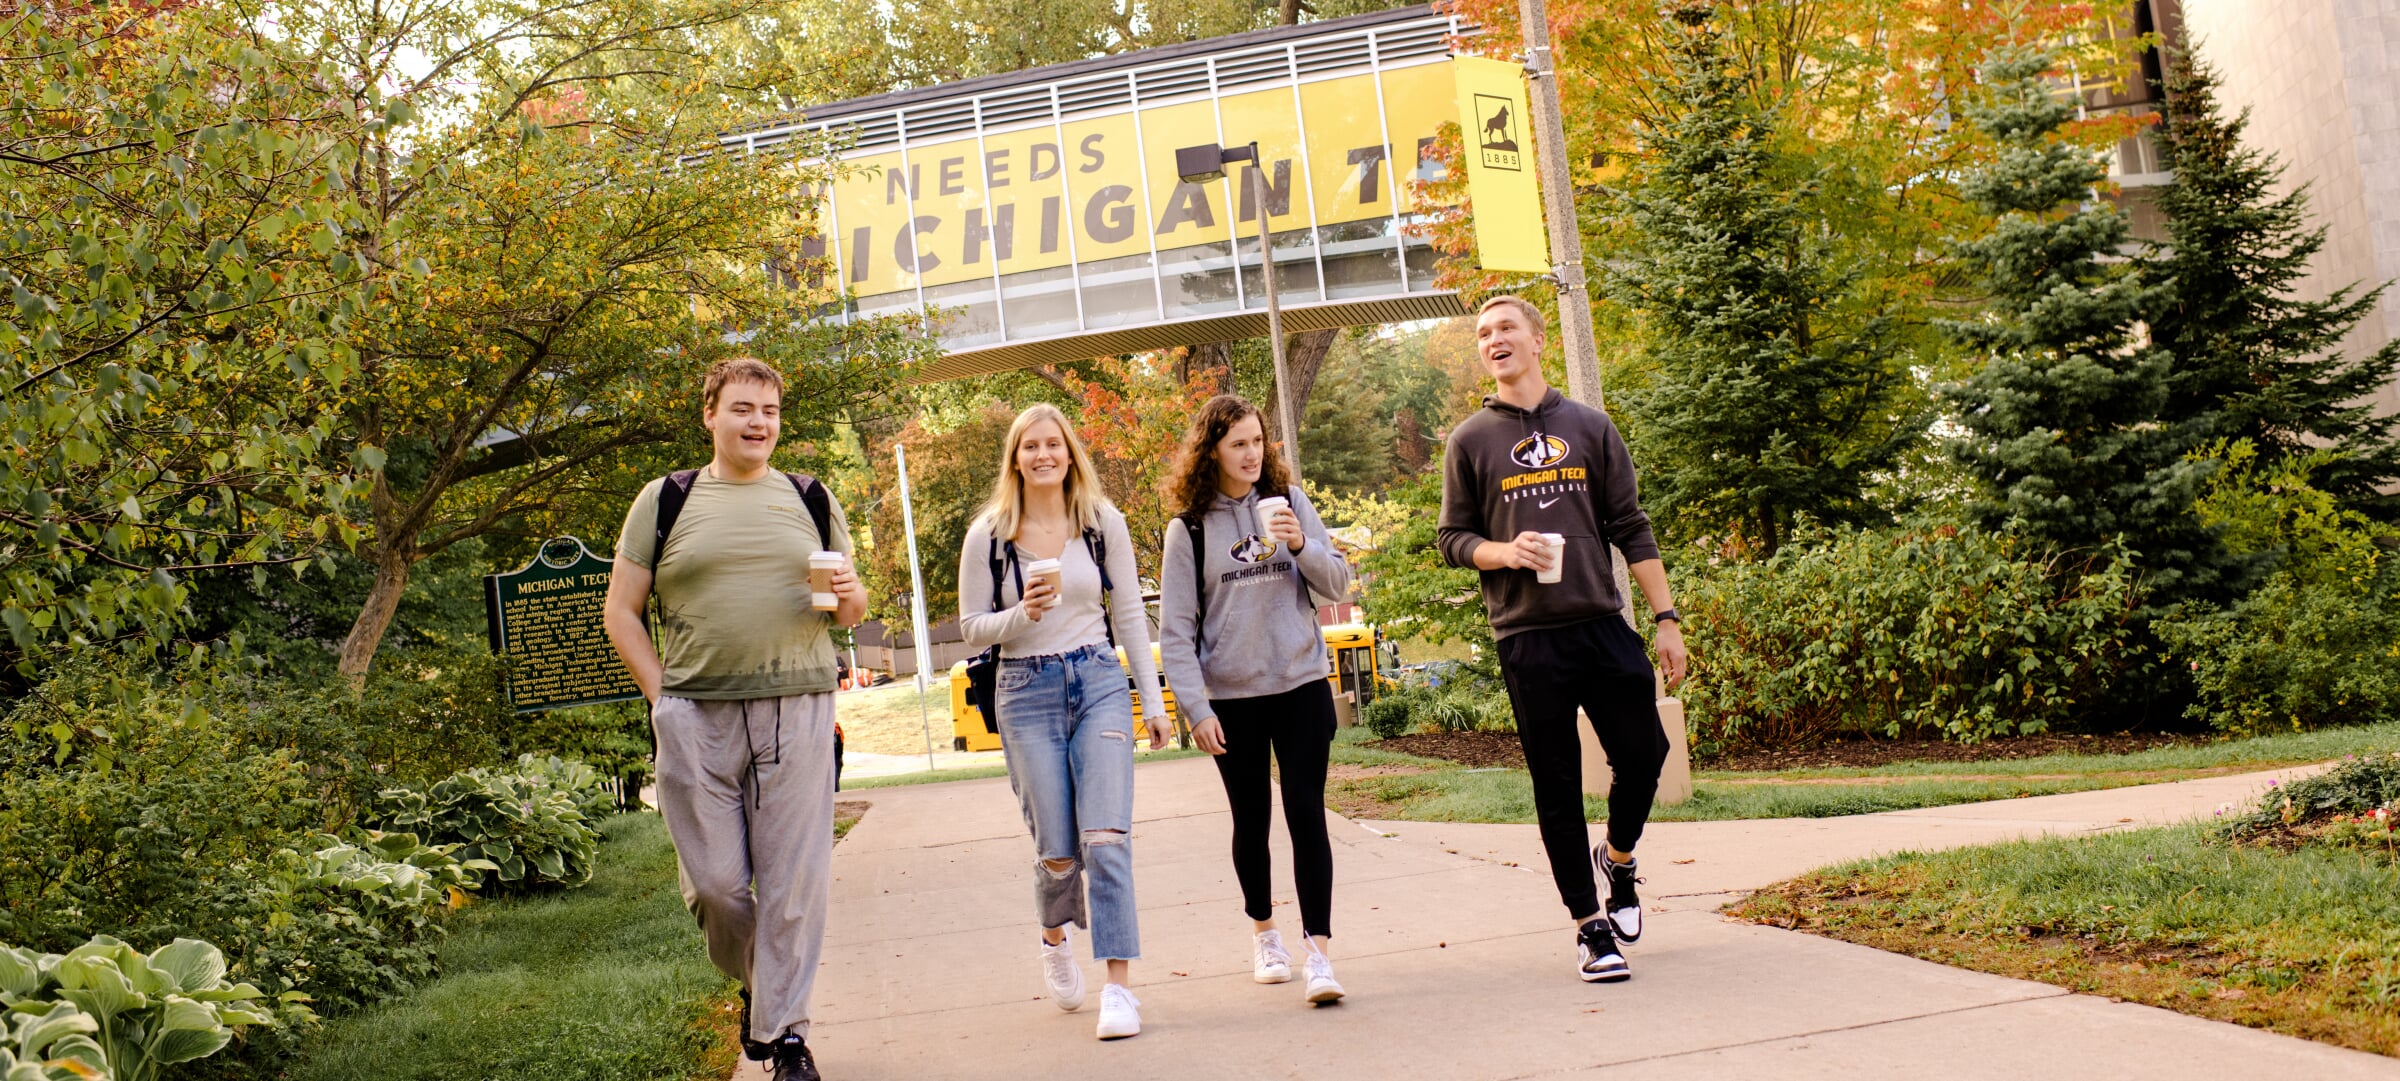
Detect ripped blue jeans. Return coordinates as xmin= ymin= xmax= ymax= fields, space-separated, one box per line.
xmin=995 ymin=642 xmax=1140 ymax=960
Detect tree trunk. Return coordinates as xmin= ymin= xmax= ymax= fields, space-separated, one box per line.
xmin=1178 ymin=342 xmax=1233 ymax=391
xmin=337 ymin=546 xmax=415 ymax=681
xmin=1264 ymin=328 xmax=1340 ymax=448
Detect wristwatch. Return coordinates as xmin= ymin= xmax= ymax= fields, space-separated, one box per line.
xmin=1651 ymin=608 xmax=1681 ymax=625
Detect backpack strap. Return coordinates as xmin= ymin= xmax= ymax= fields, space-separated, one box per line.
xmin=1083 ymin=524 xmax=1117 ymax=652
xmin=652 ymin=470 xmax=837 ymax=566
xmin=1179 ymin=514 xmax=1208 ymax=645
xmin=987 ymin=535 xmax=1020 ymax=611
xmin=651 ymin=469 xmax=703 ymax=567
xmin=787 ymin=473 xmax=836 ymax=552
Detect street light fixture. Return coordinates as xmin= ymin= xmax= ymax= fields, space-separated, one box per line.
xmin=1177 ymin=140 xmax=1300 ymax=481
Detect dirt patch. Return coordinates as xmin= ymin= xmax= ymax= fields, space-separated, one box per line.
xmin=1324 ymin=762 xmax=1435 ymax=821
xmin=834 ymin=799 xmax=871 ymax=841
xmin=1375 ymin=731 xmax=1524 ymax=769
xmin=1696 ymin=731 xmax=2203 ymax=772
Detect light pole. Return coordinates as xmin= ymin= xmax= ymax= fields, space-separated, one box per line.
xmin=1176 ymin=140 xmax=1301 ymax=481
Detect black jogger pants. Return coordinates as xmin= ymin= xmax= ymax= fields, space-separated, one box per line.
xmin=1496 ymin=616 xmax=1668 ymax=921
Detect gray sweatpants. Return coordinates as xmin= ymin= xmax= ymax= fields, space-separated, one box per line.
xmin=651 ymin=692 xmax=835 ymax=1044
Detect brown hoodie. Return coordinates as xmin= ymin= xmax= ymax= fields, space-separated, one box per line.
xmin=1437 ymin=388 xmax=1659 ymax=639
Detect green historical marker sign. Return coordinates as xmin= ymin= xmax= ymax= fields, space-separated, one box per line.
xmin=484 ymin=537 xmax=643 ymax=713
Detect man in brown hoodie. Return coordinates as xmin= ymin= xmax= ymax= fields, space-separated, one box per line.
xmin=1437 ymin=295 xmax=1689 ymax=983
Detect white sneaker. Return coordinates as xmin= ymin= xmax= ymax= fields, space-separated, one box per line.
xmin=1252 ymin=929 xmax=1293 ymax=984
xmin=1303 ymin=948 xmax=1345 ymax=1004
xmin=1040 ymin=928 xmax=1085 ymax=1011
xmin=1095 ymin=983 xmax=1142 ymax=1039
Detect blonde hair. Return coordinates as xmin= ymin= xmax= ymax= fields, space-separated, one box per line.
xmin=977 ymin=403 xmax=1110 ymax=541
xmin=1477 ymin=294 xmax=1547 ymax=335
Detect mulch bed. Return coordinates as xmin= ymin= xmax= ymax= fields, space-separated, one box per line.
xmin=1696 ymin=731 xmax=2204 ymax=772
xmin=1375 ymin=731 xmax=1525 ymax=769
xmin=1371 ymin=729 xmax=2203 ymax=772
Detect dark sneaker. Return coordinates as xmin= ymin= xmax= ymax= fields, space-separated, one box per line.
xmin=1576 ymin=919 xmax=1630 ymax=983
xmin=738 ymin=989 xmax=769 ymax=1062
xmin=1596 ymin=849 xmax=1644 ymax=943
xmin=769 ymin=1035 xmax=821 ymax=1081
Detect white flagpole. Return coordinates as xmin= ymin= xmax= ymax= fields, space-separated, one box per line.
xmin=895 ymin=443 xmax=939 ymax=773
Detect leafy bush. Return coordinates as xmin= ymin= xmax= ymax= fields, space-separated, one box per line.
xmin=2155 ymin=444 xmax=2400 ymax=735
xmin=0 ymin=936 xmax=298 ymax=1081
xmin=0 ymin=650 xmax=531 ymax=1029
xmin=223 ymin=834 xmax=496 ymax=1018
xmin=376 ymin=768 xmax=602 ymax=891
xmin=1335 ymin=473 xmax=1498 ymax=666
xmin=1672 ymin=524 xmax=2140 ymax=753
xmin=2155 ymin=569 xmax=2400 ymax=735
xmin=1363 ymin=693 xmax=1417 ymax=739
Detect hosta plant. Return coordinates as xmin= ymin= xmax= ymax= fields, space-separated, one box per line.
xmin=376 ymin=769 xmax=601 ymax=890
xmin=0 ymin=937 xmax=294 ymax=1081
xmin=2 ymin=1000 xmax=110 ymax=1080
xmin=508 ymin=755 xmax=618 ymax=820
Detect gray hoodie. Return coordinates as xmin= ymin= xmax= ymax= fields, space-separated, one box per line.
xmin=1158 ymin=485 xmax=1354 ymax=724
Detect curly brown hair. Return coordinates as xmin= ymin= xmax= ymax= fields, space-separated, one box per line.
xmin=1164 ymin=394 xmax=1291 ymax=520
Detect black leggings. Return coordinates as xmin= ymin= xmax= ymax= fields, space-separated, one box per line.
xmin=1497 ymin=616 xmax=1668 ymax=921
xmin=1208 ymin=679 xmax=1337 ymax=940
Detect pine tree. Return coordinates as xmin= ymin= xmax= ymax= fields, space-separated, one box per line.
xmin=2145 ymin=49 xmax=2400 ymax=515
xmin=1608 ymin=3 xmax=1921 ymax=557
xmin=1940 ymin=49 xmax=2221 ymax=602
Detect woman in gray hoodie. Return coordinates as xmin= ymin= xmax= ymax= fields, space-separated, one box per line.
xmin=1158 ymin=394 xmax=1355 ymax=1006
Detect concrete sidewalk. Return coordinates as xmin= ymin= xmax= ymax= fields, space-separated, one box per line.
xmin=748 ymin=758 xmax=2396 ymax=1080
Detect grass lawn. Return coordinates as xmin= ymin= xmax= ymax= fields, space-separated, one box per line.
xmin=1326 ymin=723 xmax=2400 ymax=824
xmin=836 ymin=680 xmax=955 ymax=755
xmin=285 ymin=812 xmax=733 ymax=1081
xmin=1730 ymin=825 xmax=2400 ymax=1057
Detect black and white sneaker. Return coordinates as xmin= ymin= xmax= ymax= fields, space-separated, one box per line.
xmin=1595 ymin=848 xmax=1644 ymax=944
xmin=768 ymin=1035 xmax=822 ymax=1081
xmin=738 ymin=989 xmax=770 ymax=1062
xmin=1576 ymin=919 xmax=1630 ymax=983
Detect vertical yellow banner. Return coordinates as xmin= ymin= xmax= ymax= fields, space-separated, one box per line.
xmin=1452 ymin=56 xmax=1549 ymax=274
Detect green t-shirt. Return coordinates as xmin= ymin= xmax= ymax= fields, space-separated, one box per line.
xmin=615 ymin=470 xmax=854 ymax=700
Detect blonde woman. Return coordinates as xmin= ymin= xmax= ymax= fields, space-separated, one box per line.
xmin=958 ymin=404 xmax=1168 ymax=1040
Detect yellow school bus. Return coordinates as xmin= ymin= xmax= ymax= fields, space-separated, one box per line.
xmin=948 ymin=623 xmax=1380 ymax=752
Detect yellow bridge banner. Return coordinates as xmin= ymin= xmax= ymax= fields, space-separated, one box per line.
xmin=1451 ymin=55 xmax=1549 ymax=275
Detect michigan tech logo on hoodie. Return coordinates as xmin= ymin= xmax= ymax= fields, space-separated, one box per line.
xmin=1510 ymin=432 xmax=1570 ymax=469
xmin=1229 ymin=535 xmax=1279 ymax=564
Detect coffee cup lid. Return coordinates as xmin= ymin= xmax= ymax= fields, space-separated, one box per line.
xmin=1540 ymin=533 xmax=1564 ymax=543
xmin=1026 ymin=557 xmax=1062 ymax=570
xmin=809 ymin=551 xmax=845 ymax=564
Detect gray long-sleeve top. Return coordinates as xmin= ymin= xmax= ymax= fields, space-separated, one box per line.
xmin=1157 ymin=484 xmax=1354 ymax=725
xmin=958 ymin=502 xmax=1164 ymax=720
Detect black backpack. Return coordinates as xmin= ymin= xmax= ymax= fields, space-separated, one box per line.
xmin=650 ymin=469 xmax=835 ymax=564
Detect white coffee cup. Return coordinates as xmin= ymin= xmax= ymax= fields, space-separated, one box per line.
xmin=808 ymin=551 xmax=845 ymax=611
xmin=1025 ymin=557 xmax=1064 ymax=608
xmin=1537 ymin=533 xmax=1566 ymax=584
xmin=1257 ymin=495 xmax=1292 ymax=530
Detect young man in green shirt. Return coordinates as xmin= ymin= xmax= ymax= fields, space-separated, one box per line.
xmin=604 ymin=358 xmax=866 ymax=1081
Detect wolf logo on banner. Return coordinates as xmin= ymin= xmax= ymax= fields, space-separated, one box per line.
xmin=1474 ymin=94 xmax=1522 ymax=170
